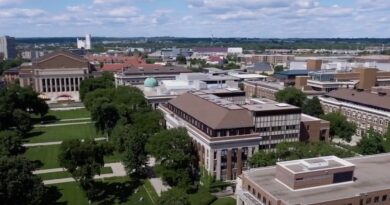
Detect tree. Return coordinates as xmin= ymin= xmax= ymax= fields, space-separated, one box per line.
xmin=0 ymin=131 xmax=25 ymax=156
xmin=321 ymin=112 xmax=356 ymax=142
xmin=147 ymin=128 xmax=197 ymax=187
xmin=91 ymin=102 xmax=119 ymax=138
xmin=0 ymin=156 xmax=46 ymax=205
xmin=176 ymin=55 xmax=187 ymax=64
xmin=123 ymin=127 xmax=148 ymax=175
xmin=358 ymin=128 xmax=385 ymax=155
xmin=12 ymin=109 xmax=32 ymax=135
xmin=273 ymin=65 xmax=284 ymax=73
xmin=79 ymin=72 xmax=114 ymax=101
xmin=383 ymin=125 xmax=390 ymax=152
xmin=302 ymin=97 xmax=324 ymax=117
xmin=158 ymin=188 xmax=190 ymax=205
xmin=275 ymin=87 xmax=306 ymax=107
xmin=58 ymin=139 xmax=113 ymax=198
xmin=248 ymin=151 xmax=276 ymax=167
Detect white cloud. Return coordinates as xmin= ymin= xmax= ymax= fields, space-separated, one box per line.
xmin=0 ymin=8 xmax=45 ymax=18
xmin=107 ymin=7 xmax=138 ymax=17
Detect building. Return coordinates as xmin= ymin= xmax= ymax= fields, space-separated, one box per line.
xmin=136 ymin=73 xmax=241 ymax=109
xmin=245 ymin=62 xmax=273 ymax=75
xmin=114 ymin=66 xmax=191 ymax=86
xmin=300 ymin=114 xmax=330 ymax=142
xmin=159 ymin=92 xmax=330 ymax=180
xmin=306 ymin=59 xmax=322 ymax=71
xmin=0 ymin=36 xmax=16 ymax=60
xmin=243 ymin=80 xmax=284 ymax=100
xmin=237 ymin=154 xmax=390 ymax=205
xmin=240 ymin=55 xmax=295 ymax=66
xmin=21 ymin=50 xmax=50 ymax=60
xmin=319 ymin=89 xmax=390 ymax=135
xmin=77 ymin=34 xmax=92 ymax=50
xmin=3 ymin=67 xmax=19 ymax=85
xmin=298 ymin=68 xmax=390 ymax=93
xmin=273 ymin=70 xmax=309 ymax=85
xmin=18 ymin=50 xmax=93 ymax=102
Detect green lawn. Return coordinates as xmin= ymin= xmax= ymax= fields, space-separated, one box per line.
xmin=143 ymin=180 xmax=159 ymax=204
xmin=104 ymin=151 xmax=122 ymax=163
xmin=26 ymin=123 xmax=100 ymax=143
xmin=38 ymin=171 xmax=72 ymax=180
xmin=48 ymin=177 xmax=155 ymax=205
xmin=211 ymin=197 xmax=236 ymax=205
xmin=188 ymin=187 xmax=217 ymax=205
xmin=24 ymin=145 xmax=61 ymax=169
xmin=47 ymin=108 xmax=91 ymax=120
xmin=37 ymin=167 xmax=112 ymax=180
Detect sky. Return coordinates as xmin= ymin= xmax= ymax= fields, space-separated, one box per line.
xmin=0 ymin=0 xmax=389 ymax=38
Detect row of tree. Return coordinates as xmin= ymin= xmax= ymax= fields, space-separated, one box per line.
xmin=249 ymin=141 xmax=355 ymax=168
xmin=76 ymin=73 xmax=199 ymax=204
xmin=0 ymin=85 xmax=49 ymax=205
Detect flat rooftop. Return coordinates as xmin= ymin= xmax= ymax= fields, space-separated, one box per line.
xmin=277 ymin=156 xmax=354 ymax=174
xmin=244 ymin=153 xmax=390 ymax=205
xmin=242 ymin=98 xmax=299 ymax=112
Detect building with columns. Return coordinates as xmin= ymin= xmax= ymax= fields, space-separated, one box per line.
xmin=18 ymin=51 xmax=93 ymax=102
xmin=159 ymin=92 xmax=305 ymax=180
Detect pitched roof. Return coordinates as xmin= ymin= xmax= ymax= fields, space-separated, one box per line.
xmin=168 ymin=92 xmax=253 ymax=129
xmin=326 ymin=89 xmax=390 ymax=112
xmin=34 ymin=50 xmax=88 ymax=64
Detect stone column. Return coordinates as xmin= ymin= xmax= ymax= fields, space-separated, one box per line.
xmin=216 ymin=150 xmax=221 ymax=180
xmin=227 ymin=149 xmax=232 ymax=180
xmin=237 ymin=148 xmax=242 ymax=176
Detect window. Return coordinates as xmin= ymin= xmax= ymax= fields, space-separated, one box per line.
xmin=366 ymin=197 xmax=371 ymax=204
xmin=374 ymin=196 xmax=379 ymax=203
xmin=382 ymin=195 xmax=387 ymax=201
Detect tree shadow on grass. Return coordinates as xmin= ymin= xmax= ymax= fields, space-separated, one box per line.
xmin=31 ymin=115 xmax=59 ymax=124
xmin=24 ymin=131 xmax=45 ymax=140
xmin=91 ymin=179 xmax=142 ymax=205
xmin=42 ymin=186 xmax=66 ymax=205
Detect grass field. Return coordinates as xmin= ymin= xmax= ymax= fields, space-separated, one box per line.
xmin=47 ymin=108 xmax=90 ymax=120
xmin=25 ymin=144 xmax=120 ymax=170
xmin=24 ymin=145 xmax=61 ymax=169
xmin=37 ymin=167 xmax=113 ymax=180
xmin=143 ymin=180 xmax=159 ymax=204
xmin=49 ymin=177 xmax=155 ymax=205
xmin=26 ymin=123 xmax=100 ymax=143
xmin=188 ymin=187 xmax=217 ymax=205
xmin=211 ymin=197 xmax=236 ymax=205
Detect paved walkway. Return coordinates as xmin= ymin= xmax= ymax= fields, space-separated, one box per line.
xmin=34 ymin=121 xmax=92 ymax=128
xmin=23 ymin=137 xmax=106 ymax=147
xmin=147 ymin=157 xmax=170 ymax=196
xmin=149 ymin=178 xmax=170 ymax=196
xmin=39 ymin=162 xmax=126 ymax=185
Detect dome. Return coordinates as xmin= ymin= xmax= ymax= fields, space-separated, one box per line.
xmin=144 ymin=77 xmax=158 ymax=87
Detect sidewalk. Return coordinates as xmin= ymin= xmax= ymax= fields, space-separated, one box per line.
xmin=34 ymin=121 xmax=92 ymax=128
xmin=23 ymin=137 xmax=106 ymax=147
xmin=38 ymin=162 xmax=127 ymax=185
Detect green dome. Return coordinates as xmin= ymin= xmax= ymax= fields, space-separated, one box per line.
xmin=144 ymin=77 xmax=158 ymax=87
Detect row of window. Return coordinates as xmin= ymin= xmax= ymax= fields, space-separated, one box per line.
xmin=247 ymin=185 xmax=272 ymax=205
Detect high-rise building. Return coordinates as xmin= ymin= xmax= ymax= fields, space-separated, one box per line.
xmin=0 ymin=36 xmax=17 ymax=60
xmin=77 ymin=34 xmax=92 ymax=50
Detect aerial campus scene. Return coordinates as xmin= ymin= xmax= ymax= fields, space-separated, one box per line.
xmin=1 ymin=0 xmax=390 ymax=205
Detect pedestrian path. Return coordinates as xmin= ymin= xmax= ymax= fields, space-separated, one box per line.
xmin=34 ymin=121 xmax=92 ymax=128
xmin=38 ymin=162 xmax=126 ymax=185
xmin=23 ymin=137 xmax=106 ymax=147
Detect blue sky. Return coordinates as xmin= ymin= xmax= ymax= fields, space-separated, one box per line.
xmin=0 ymin=0 xmax=389 ymax=38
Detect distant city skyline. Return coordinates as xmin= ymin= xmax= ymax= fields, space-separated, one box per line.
xmin=0 ymin=0 xmax=389 ymax=38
